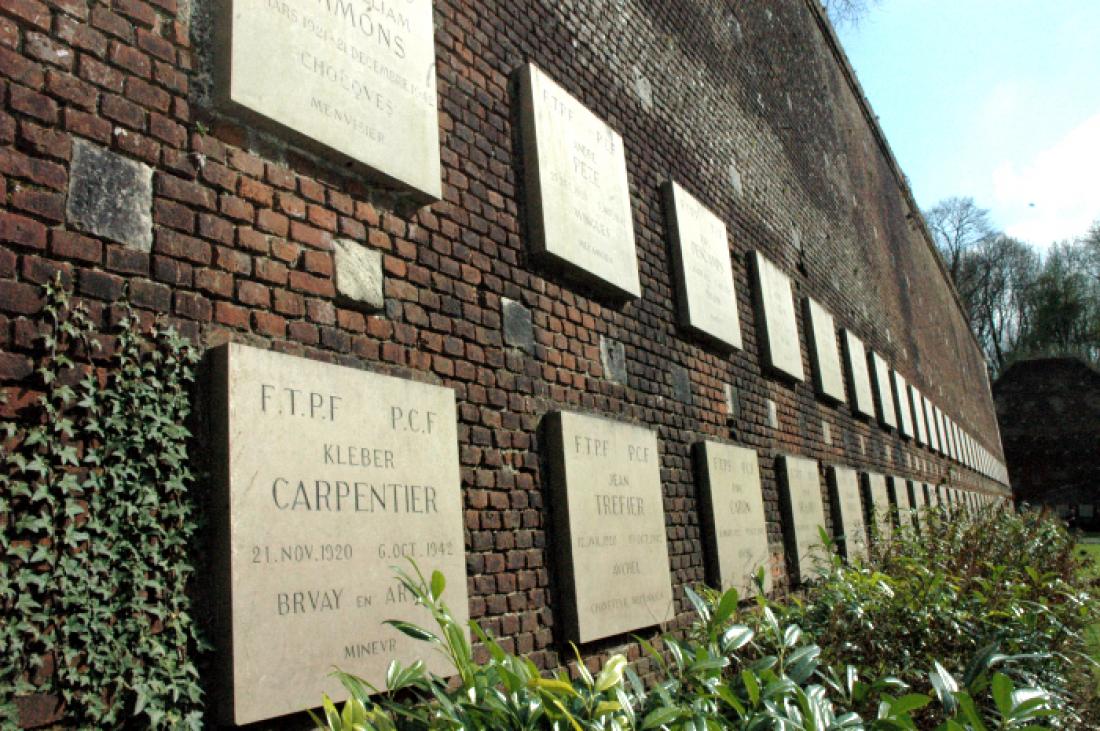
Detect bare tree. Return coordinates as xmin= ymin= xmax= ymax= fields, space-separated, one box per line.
xmin=925 ymin=197 xmax=996 ymax=285
xmin=822 ymin=0 xmax=881 ymax=27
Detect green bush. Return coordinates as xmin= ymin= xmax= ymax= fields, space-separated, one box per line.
xmin=316 ymin=506 xmax=1096 ymax=730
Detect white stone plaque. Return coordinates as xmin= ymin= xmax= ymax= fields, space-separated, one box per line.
xmin=891 ymin=371 xmax=914 ymax=439
xmin=892 ymin=477 xmax=914 ymax=532
xmin=664 ymin=182 xmax=742 ymax=349
xmin=864 ymin=472 xmax=892 ymax=542
xmin=803 ymin=297 xmax=846 ymax=403
xmin=922 ymin=396 xmax=940 ymax=452
xmin=519 ymin=64 xmax=640 ymax=298
xmin=544 ymin=411 xmax=673 ymax=643
xmin=869 ymin=352 xmax=897 ymax=429
xmin=842 ymin=330 xmax=874 ymax=418
xmin=910 ymin=481 xmax=927 ymax=530
xmin=209 ymin=343 xmax=469 ymax=725
xmin=215 ymin=0 xmax=441 ymax=201
xmin=909 ymin=385 xmax=928 ymax=446
xmin=777 ymin=456 xmax=827 ymax=580
xmin=750 ymin=252 xmax=804 ymax=381
xmin=694 ymin=441 xmax=771 ymax=596
xmin=827 ymin=466 xmax=868 ymax=563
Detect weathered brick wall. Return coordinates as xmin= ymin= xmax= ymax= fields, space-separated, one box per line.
xmin=994 ymin=357 xmax=1100 ymax=506
xmin=0 ymin=0 xmax=1008 ymax=724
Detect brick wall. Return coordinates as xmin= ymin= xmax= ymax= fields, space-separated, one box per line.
xmin=0 ymin=0 xmax=1009 ymax=725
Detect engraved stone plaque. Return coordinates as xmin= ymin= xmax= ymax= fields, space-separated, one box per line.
xmin=864 ymin=471 xmax=892 ymax=542
xmin=694 ymin=441 xmax=771 ymax=595
xmin=891 ymin=371 xmax=914 ymax=439
xmin=543 ymin=411 xmax=674 ymax=643
xmin=209 ymin=343 xmax=469 ymax=725
xmin=827 ymin=466 xmax=868 ymax=563
xmin=750 ymin=252 xmax=804 ymax=381
xmin=664 ymin=182 xmax=742 ymax=349
xmin=909 ymin=385 xmax=928 ymax=446
xmin=842 ymin=330 xmax=874 ymax=418
xmin=869 ymin=352 xmax=897 ymax=429
xmin=909 ymin=481 xmax=927 ymax=530
xmin=922 ymin=396 xmax=940 ymax=452
xmin=519 ymin=64 xmax=640 ymax=298
xmin=934 ymin=405 xmax=947 ymax=456
xmin=777 ymin=456 xmax=827 ymax=581
xmin=891 ymin=476 xmax=914 ymax=532
xmin=215 ymin=0 xmax=441 ymax=201
xmin=803 ymin=297 xmax=846 ymax=403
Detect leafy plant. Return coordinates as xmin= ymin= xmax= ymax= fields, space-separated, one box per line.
xmin=0 ymin=279 xmax=205 ymax=728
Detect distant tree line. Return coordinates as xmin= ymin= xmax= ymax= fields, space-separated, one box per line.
xmin=925 ymin=197 xmax=1100 ymax=379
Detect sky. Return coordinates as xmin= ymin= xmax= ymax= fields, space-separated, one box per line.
xmin=835 ymin=0 xmax=1100 ymax=249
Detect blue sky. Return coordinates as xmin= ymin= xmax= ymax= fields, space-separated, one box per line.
xmin=836 ymin=0 xmax=1100 ymax=248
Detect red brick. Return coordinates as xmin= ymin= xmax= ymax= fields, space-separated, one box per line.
xmin=238 ymin=176 xmax=273 ymax=206
xmin=153 ymin=199 xmax=195 ymax=232
xmin=253 ymin=310 xmax=285 ymax=337
xmin=302 ymin=250 xmax=333 ymax=277
xmin=130 ymin=278 xmax=171 ymax=312
xmin=91 ymin=6 xmax=133 ymax=40
xmin=138 ymin=29 xmax=174 ymax=63
xmin=2 ymin=0 xmax=51 ymax=31
xmin=289 ymin=221 xmax=331 ymax=250
xmin=153 ymin=255 xmax=191 ymax=286
xmin=254 ymin=258 xmax=287 ymax=285
xmin=11 ymin=187 xmax=64 ymax=222
xmin=175 ymin=290 xmax=212 ymax=321
xmin=0 ymin=211 xmax=47 ymax=249
xmin=0 ymin=280 xmax=43 ymax=314
xmin=219 ymin=194 xmax=253 ymax=223
xmin=25 ymin=32 xmax=73 ymax=70
xmin=9 ymin=83 xmax=58 ymax=123
xmin=105 ymin=246 xmax=148 ymax=275
xmin=18 ymin=118 xmax=71 ymax=159
xmin=51 ymin=230 xmax=102 ymax=262
xmin=114 ymin=0 xmax=157 ymax=28
xmin=272 ymin=288 xmax=304 ymax=317
xmin=64 ymin=107 xmax=112 ymax=143
xmin=78 ymin=268 xmax=124 ymax=300
xmin=125 ymin=76 xmax=170 ymax=112
xmin=79 ymin=54 xmax=123 ymax=92
xmin=0 ymin=351 xmax=34 ymax=380
xmin=236 ymin=227 xmax=269 ymax=254
xmin=101 ymin=93 xmax=145 ymax=129
xmin=109 ymin=41 xmax=150 ymax=77
xmin=288 ymin=270 xmax=334 ymax=297
xmin=213 ymin=246 xmax=250 ymax=275
xmin=149 ymin=112 xmax=186 ymax=147
xmin=55 ymin=15 xmax=105 ymax=56
xmin=237 ymin=280 xmax=269 ymax=307
xmin=215 ymin=300 xmax=249 ymax=330
xmin=21 ymin=254 xmax=72 ymax=286
xmin=154 ymin=229 xmax=210 ymax=264
xmin=156 ymin=172 xmax=215 ymax=209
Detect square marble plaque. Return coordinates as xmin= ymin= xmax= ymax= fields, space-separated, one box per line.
xmin=842 ymin=330 xmax=874 ymax=418
xmin=663 ymin=182 xmax=742 ymax=349
xmin=777 ymin=456 xmax=827 ymax=581
xmin=922 ymin=396 xmax=940 ymax=452
xmin=891 ymin=476 xmax=914 ymax=532
xmin=827 ymin=466 xmax=868 ymax=563
xmin=694 ymin=441 xmax=771 ymax=596
xmin=750 ymin=252 xmax=804 ymax=381
xmin=209 ymin=343 xmax=469 ymax=725
xmin=863 ymin=471 xmax=892 ymax=542
xmin=869 ymin=352 xmax=897 ymax=429
xmin=519 ymin=64 xmax=640 ymax=298
xmin=891 ymin=371 xmax=914 ymax=439
xmin=215 ymin=0 xmax=441 ymax=201
xmin=908 ymin=385 xmax=928 ymax=446
xmin=803 ymin=297 xmax=846 ymax=403
xmin=543 ymin=411 xmax=673 ymax=643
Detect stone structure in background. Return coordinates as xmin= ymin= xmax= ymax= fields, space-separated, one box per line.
xmin=995 ymin=358 xmax=1100 ymax=528
xmin=543 ymin=411 xmax=674 ymax=643
xmin=208 ymin=344 xmax=469 ymax=724
xmin=842 ymin=330 xmax=875 ymax=418
xmin=804 ymin=297 xmax=847 ymax=403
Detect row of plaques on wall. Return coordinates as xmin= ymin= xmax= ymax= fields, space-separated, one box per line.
xmin=210 ymin=344 xmax=1004 ymax=724
xmin=215 ymin=1 xmax=1005 ymax=485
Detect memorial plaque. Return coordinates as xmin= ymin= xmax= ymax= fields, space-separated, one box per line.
xmin=215 ymin=0 xmax=441 ymax=201
xmin=543 ymin=411 xmax=673 ymax=643
xmin=909 ymin=481 xmax=927 ymax=530
xmin=869 ymin=352 xmax=897 ymax=429
xmin=209 ymin=343 xmax=469 ymax=725
xmin=750 ymin=252 xmax=804 ymax=381
xmin=909 ymin=385 xmax=928 ymax=446
xmin=664 ymin=182 xmax=742 ymax=349
xmin=803 ymin=297 xmax=846 ymax=403
xmin=777 ymin=456 xmax=828 ymax=580
xmin=935 ymin=407 xmax=948 ymax=457
xmin=863 ymin=472 xmax=892 ymax=542
xmin=922 ymin=396 xmax=940 ymax=452
xmin=891 ymin=371 xmax=914 ymax=439
xmin=827 ymin=466 xmax=868 ymax=563
xmin=891 ymin=476 xmax=914 ymax=532
xmin=694 ymin=441 xmax=771 ymax=595
xmin=519 ymin=63 xmax=640 ymax=298
xmin=842 ymin=330 xmax=874 ymax=418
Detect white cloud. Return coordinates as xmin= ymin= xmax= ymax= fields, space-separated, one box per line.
xmin=991 ymin=111 xmax=1100 ymax=246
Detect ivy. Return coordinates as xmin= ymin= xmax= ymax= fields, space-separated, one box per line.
xmin=1 ymin=279 xmax=205 ymax=728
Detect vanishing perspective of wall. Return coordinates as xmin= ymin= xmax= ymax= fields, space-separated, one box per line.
xmin=0 ymin=0 xmax=1009 ymax=725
